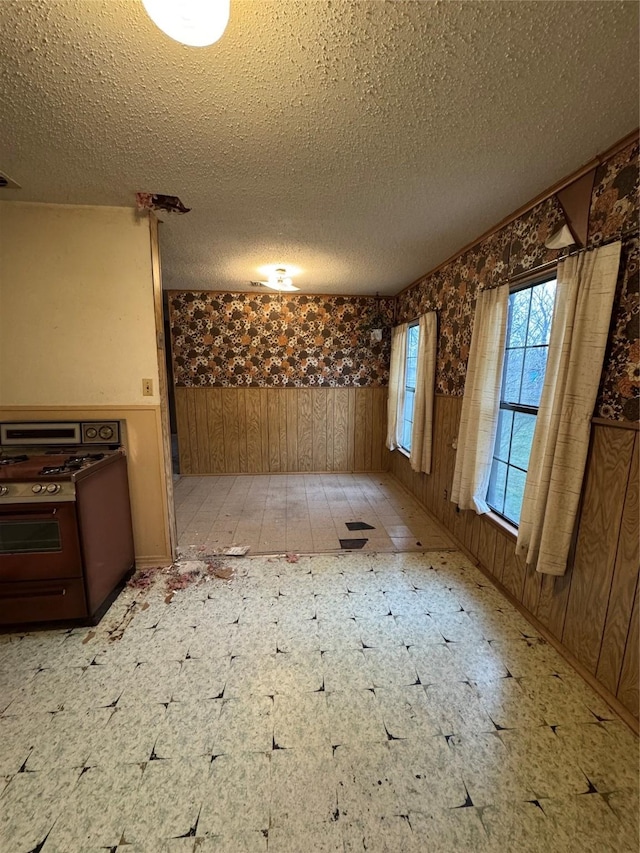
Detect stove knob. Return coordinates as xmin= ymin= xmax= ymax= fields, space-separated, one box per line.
xmin=0 ymin=485 xmax=8 ymax=496
xmin=32 ymin=484 xmax=43 ymax=493
xmin=46 ymin=483 xmax=60 ymax=494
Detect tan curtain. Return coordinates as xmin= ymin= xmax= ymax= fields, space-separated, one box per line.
xmin=516 ymin=241 xmax=622 ymax=576
xmin=451 ymin=284 xmax=509 ymax=514
xmin=386 ymin=322 xmax=408 ymax=450
xmin=410 ymin=312 xmax=437 ymax=474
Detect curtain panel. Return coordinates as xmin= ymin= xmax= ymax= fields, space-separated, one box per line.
xmin=451 ymin=284 xmax=509 ymax=514
xmin=386 ymin=322 xmax=408 ymax=451
xmin=410 ymin=312 xmax=438 ymax=474
xmin=516 ymin=241 xmax=622 ymax=576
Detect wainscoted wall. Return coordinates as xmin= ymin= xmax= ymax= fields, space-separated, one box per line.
xmin=175 ymin=387 xmax=388 ymax=475
xmin=170 ymin=293 xmax=393 ymax=474
xmin=0 ymin=203 xmax=172 ymax=568
xmin=389 ymin=396 xmax=639 ymax=723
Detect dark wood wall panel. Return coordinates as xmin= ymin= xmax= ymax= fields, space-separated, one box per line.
xmin=562 ymin=427 xmax=635 ymax=671
xmin=597 ymin=434 xmax=639 ymax=697
xmin=389 ymin=394 xmax=640 ymax=724
xmin=617 ymin=578 xmax=639 ymax=719
xmin=176 ymin=387 xmax=389 ymax=475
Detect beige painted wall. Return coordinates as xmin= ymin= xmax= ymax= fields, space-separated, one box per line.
xmin=0 ymin=202 xmax=160 ymax=406
xmin=0 ymin=202 xmax=171 ymax=566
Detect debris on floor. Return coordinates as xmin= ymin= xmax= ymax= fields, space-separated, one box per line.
xmin=126 ymin=552 xmax=239 ymax=600
xmin=345 ymin=521 xmax=376 ymax=531
xmin=222 ymin=545 xmax=251 ymax=556
xmin=285 ymin=552 xmax=299 ymax=563
xmin=208 ymin=562 xmax=234 ymax=579
xmin=126 ymin=568 xmax=157 ymax=590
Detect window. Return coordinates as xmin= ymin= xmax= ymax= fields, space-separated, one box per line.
xmin=487 ymin=277 xmax=557 ymax=525
xmin=401 ymin=322 xmax=419 ymax=451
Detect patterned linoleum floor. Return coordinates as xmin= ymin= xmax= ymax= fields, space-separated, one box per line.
xmin=174 ymin=473 xmax=454 ymax=554
xmin=0 ymin=550 xmax=638 ymax=852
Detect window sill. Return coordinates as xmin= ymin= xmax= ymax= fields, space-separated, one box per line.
xmin=485 ymin=511 xmax=518 ymax=541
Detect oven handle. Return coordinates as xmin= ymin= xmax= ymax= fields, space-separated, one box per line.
xmin=0 ymin=507 xmax=58 ymax=518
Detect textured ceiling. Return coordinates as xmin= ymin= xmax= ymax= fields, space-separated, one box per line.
xmin=0 ymin=0 xmax=638 ymax=295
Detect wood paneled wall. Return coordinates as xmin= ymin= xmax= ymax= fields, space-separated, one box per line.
xmin=175 ymin=387 xmax=388 ymax=475
xmin=389 ymin=394 xmax=640 ymax=723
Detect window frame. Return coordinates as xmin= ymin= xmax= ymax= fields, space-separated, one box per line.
xmin=400 ymin=320 xmax=420 ymax=454
xmin=487 ymin=271 xmax=557 ymax=527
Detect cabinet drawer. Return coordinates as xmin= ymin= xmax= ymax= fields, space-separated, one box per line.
xmin=0 ymin=578 xmax=87 ymax=625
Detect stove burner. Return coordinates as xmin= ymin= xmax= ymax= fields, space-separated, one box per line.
xmin=66 ymin=453 xmax=105 ymax=467
xmin=39 ymin=465 xmax=69 ymax=476
xmin=38 ymin=453 xmax=106 ymax=477
xmin=0 ymin=455 xmax=29 ymax=465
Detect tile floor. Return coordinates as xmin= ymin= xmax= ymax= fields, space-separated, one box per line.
xmin=0 ymin=548 xmax=638 ymax=852
xmin=174 ymin=473 xmax=454 ymax=554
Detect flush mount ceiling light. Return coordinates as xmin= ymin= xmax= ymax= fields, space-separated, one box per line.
xmin=251 ymin=267 xmax=299 ymax=292
xmin=142 ymin=0 xmax=230 ymax=47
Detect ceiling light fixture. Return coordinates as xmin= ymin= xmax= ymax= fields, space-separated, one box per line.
xmin=142 ymin=0 xmax=230 ymax=47
xmin=253 ymin=267 xmax=299 ymax=292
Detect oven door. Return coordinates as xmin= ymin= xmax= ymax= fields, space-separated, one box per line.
xmin=0 ymin=502 xmax=83 ymax=581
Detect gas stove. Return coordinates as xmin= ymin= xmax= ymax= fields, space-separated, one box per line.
xmin=0 ymin=422 xmax=124 ymax=503
xmin=0 ymin=420 xmax=135 ymax=626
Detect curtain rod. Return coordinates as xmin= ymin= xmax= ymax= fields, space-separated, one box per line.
xmin=394 ymin=229 xmax=636 ymax=321
xmin=563 ymin=229 xmax=636 ymax=258
xmin=506 ymin=229 xmax=636 ymax=286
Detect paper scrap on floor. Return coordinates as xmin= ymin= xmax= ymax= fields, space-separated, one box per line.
xmin=223 ymin=545 xmax=251 ymax=556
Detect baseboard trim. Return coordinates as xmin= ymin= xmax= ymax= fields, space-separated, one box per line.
xmin=135 ymin=555 xmax=172 ymax=570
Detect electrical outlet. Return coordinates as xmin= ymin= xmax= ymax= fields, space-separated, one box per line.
xmin=443 ymin=489 xmax=448 ymax=501
xmin=142 ymin=378 xmax=153 ymax=396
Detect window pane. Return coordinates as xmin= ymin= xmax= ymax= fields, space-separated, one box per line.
xmin=520 ymin=346 xmax=548 ymax=407
xmin=402 ymin=419 xmax=412 ymax=451
xmin=406 ymin=356 xmax=417 ymax=389
xmin=503 ymin=348 xmax=524 ymax=404
xmin=487 ymin=459 xmax=508 ymax=515
xmin=403 ymin=389 xmax=415 ymax=423
xmin=494 ymin=409 xmax=513 ymax=463
xmin=402 ymin=325 xmax=420 ymax=452
xmin=527 ymin=280 xmax=556 ymax=346
xmin=509 ymin=411 xmax=536 ymax=470
xmin=504 ymin=467 xmax=527 ymax=525
xmin=508 ymin=288 xmax=531 ymax=348
xmin=402 ymin=389 xmax=415 ymax=451
xmin=407 ymin=326 xmax=419 ymax=358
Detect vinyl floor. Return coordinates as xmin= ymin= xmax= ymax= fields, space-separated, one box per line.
xmin=0 ymin=547 xmax=638 ymax=852
xmin=174 ymin=472 xmax=455 ymax=554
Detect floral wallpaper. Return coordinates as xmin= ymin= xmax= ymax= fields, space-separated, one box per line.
xmin=396 ymin=139 xmax=639 ymax=419
xmin=168 ymin=292 xmax=395 ymax=387
xmin=508 ymin=195 xmax=565 ymax=277
xmin=589 ymin=140 xmax=639 ymax=245
xmin=597 ymin=235 xmax=639 ymax=421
